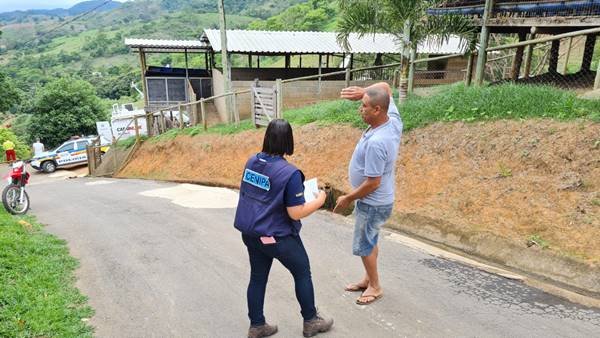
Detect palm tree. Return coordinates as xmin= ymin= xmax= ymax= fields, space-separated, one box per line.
xmin=336 ymin=0 xmax=476 ymax=103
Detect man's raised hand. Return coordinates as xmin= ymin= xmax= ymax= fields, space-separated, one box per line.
xmin=340 ymin=86 xmax=365 ymax=101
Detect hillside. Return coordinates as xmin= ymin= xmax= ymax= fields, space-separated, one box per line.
xmin=0 ymin=0 xmax=306 ymax=102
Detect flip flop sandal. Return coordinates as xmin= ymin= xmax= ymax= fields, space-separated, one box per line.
xmin=344 ymin=284 xmax=368 ymax=292
xmin=356 ymin=294 xmax=383 ymax=305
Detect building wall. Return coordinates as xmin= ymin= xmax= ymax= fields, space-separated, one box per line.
xmin=231 ymin=79 xmax=391 ymax=120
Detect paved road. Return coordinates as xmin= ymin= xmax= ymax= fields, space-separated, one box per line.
xmin=27 ymin=177 xmax=600 ymax=338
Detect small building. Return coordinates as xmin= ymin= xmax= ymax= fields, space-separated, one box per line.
xmin=126 ymin=29 xmax=469 ymax=122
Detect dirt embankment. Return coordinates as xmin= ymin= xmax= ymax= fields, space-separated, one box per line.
xmin=118 ymin=120 xmax=600 ymax=293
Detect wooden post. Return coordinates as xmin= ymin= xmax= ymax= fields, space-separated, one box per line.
xmin=139 ymin=48 xmax=148 ymax=107
xmin=184 ymin=48 xmax=190 ymax=101
xmin=276 ymin=79 xmax=283 ymax=119
xmin=201 ymin=99 xmax=207 ymax=131
xmin=159 ymin=110 xmax=165 ymax=133
xmin=318 ymin=54 xmax=322 ymax=95
xmin=285 ymin=55 xmax=290 ymax=68
xmin=134 ymin=117 xmax=140 ymax=142
xmin=548 ymin=39 xmax=560 ymax=73
xmin=232 ymin=93 xmax=239 ymax=126
xmin=408 ymin=47 xmax=417 ymax=94
xmin=595 ymin=60 xmax=600 ymax=89
xmin=465 ymin=52 xmax=475 ymax=86
xmin=345 ymin=67 xmax=351 ymax=87
xmin=179 ymin=104 xmax=184 ymax=129
xmin=523 ymin=27 xmax=537 ymax=79
xmin=510 ymin=32 xmax=527 ymax=80
xmin=475 ymin=0 xmax=495 ymax=86
xmin=248 ymin=54 xmax=252 ymax=68
xmin=581 ymin=34 xmax=597 ymax=72
xmin=562 ymin=37 xmax=573 ymax=74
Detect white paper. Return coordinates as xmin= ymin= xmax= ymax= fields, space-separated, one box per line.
xmin=303 ymin=178 xmax=319 ymax=203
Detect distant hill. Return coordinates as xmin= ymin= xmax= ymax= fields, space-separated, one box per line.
xmin=0 ymin=1 xmax=123 ymax=24
xmin=69 ymin=1 xmax=123 ymax=16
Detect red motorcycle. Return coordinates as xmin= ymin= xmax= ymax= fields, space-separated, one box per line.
xmin=2 ymin=160 xmax=31 ymax=215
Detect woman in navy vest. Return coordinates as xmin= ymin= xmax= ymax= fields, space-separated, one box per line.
xmin=234 ymin=119 xmax=334 ymax=338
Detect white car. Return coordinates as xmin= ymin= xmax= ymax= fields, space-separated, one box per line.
xmin=30 ymin=138 xmax=109 ymax=173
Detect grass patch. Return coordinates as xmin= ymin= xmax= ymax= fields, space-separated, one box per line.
xmin=149 ymin=120 xmax=255 ymax=142
xmin=288 ymin=83 xmax=600 ymax=131
xmin=0 ymin=211 xmax=93 ymax=337
xmin=527 ymin=234 xmax=550 ymax=249
xmin=116 ymin=135 xmax=148 ymax=149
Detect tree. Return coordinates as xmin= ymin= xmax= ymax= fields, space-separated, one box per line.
xmin=336 ymin=0 xmax=476 ymax=103
xmin=27 ymin=78 xmax=108 ymax=148
xmin=0 ymin=72 xmax=21 ymax=112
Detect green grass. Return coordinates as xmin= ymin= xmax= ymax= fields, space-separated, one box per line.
xmin=144 ymin=83 xmax=600 ymax=141
xmin=287 ymin=83 xmax=600 ymax=131
xmin=0 ymin=211 xmax=93 ymax=337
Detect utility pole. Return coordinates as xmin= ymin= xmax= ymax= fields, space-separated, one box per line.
xmin=218 ymin=0 xmax=233 ymax=123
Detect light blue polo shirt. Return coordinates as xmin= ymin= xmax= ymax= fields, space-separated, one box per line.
xmin=348 ymin=98 xmax=403 ymax=206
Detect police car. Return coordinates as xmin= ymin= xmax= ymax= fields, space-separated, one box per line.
xmin=30 ymin=138 xmax=109 ymax=173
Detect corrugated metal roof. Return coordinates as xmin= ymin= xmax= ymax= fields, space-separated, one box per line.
xmin=124 ymin=31 xmax=468 ymax=55
xmin=124 ymin=38 xmax=208 ymax=51
xmin=202 ymin=29 xmax=467 ymax=55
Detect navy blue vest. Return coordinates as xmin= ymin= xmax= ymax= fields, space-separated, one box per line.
xmin=234 ymin=154 xmax=303 ymax=237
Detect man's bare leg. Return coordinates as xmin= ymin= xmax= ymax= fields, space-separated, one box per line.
xmin=357 ymin=245 xmax=383 ymax=303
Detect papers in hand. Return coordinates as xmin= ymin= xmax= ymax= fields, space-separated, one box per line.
xmin=303 ymin=178 xmax=319 ymax=203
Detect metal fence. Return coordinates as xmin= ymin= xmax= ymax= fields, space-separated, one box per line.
xmin=483 ymin=33 xmax=600 ymax=90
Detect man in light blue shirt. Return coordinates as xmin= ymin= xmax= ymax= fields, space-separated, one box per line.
xmin=333 ymin=82 xmax=403 ymax=305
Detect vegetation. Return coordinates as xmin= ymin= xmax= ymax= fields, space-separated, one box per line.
xmin=0 ymin=71 xmax=21 ymax=113
xmin=284 ymin=84 xmax=600 ymax=131
xmin=0 ymin=128 xmax=31 ymax=159
xmin=336 ymin=0 xmax=476 ymax=101
xmin=27 ymin=78 xmax=108 ymax=148
xmin=0 ymin=212 xmax=93 ymax=337
xmin=248 ymin=0 xmax=338 ymax=31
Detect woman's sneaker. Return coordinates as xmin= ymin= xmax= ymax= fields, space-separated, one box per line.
xmin=248 ymin=323 xmax=278 ymax=338
xmin=303 ymin=313 xmax=334 ymax=337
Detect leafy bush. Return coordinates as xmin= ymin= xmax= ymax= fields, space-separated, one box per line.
xmin=27 ymin=77 xmax=108 ymax=148
xmin=0 ymin=128 xmax=31 ymax=159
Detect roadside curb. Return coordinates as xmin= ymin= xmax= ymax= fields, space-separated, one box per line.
xmin=387 ymin=212 xmax=600 ymax=308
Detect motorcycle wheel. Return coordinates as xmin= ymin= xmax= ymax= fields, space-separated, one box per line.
xmin=2 ymin=185 xmax=30 ymax=215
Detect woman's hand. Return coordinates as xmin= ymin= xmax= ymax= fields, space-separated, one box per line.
xmin=313 ymin=190 xmax=327 ymax=207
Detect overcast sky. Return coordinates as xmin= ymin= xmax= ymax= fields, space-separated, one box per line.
xmin=0 ymin=0 xmax=131 ymax=13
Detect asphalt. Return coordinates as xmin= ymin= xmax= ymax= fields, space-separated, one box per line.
xmin=25 ymin=176 xmax=600 ymax=338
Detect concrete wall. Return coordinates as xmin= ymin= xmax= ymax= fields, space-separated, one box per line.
xmin=232 ymin=79 xmax=391 ymax=120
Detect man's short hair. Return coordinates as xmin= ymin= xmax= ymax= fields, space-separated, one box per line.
xmin=365 ymin=87 xmax=390 ymax=112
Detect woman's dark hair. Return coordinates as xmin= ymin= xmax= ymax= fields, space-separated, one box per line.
xmin=262 ymin=119 xmax=294 ymax=156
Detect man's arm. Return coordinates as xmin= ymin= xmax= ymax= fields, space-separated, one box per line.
xmin=333 ymin=176 xmax=381 ymax=213
xmin=340 ymin=82 xmax=392 ymax=101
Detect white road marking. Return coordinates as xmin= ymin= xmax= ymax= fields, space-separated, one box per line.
xmin=85 ymin=180 xmax=115 ymax=186
xmin=139 ymin=183 xmax=239 ymax=209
